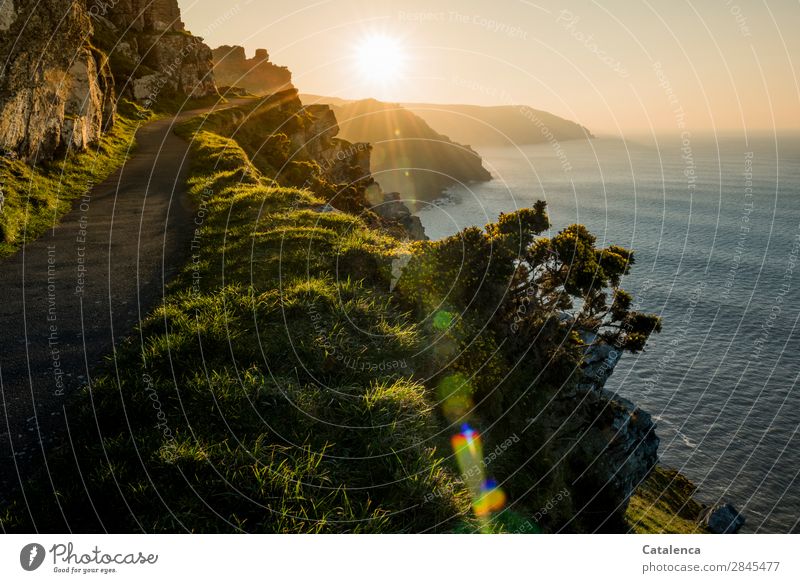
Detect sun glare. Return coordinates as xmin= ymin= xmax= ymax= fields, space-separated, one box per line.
xmin=354 ymin=34 xmax=407 ymax=85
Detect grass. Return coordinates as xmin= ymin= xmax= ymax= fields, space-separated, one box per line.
xmin=149 ymin=92 xmax=231 ymax=115
xmin=625 ymin=466 xmax=709 ymax=534
xmin=0 ymin=113 xmax=473 ymax=533
xmin=0 ymin=94 xmax=238 ymax=259
xmin=0 ymin=111 xmax=142 ymax=258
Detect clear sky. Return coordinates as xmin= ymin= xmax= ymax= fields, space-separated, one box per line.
xmin=178 ymin=0 xmax=799 ymax=134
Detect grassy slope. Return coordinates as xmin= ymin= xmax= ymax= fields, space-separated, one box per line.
xmin=0 ymin=111 xmax=141 ymax=258
xmin=626 ymin=466 xmax=709 ymax=534
xmin=1 ymin=115 xmax=472 ymax=533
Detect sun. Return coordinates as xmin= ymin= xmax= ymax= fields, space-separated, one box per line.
xmin=354 ymin=33 xmax=407 ymax=85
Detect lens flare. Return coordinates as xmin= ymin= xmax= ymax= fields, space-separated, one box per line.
xmin=451 ymin=424 xmax=506 ymax=518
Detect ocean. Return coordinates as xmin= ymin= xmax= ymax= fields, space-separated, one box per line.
xmin=416 ymin=133 xmax=800 ymax=533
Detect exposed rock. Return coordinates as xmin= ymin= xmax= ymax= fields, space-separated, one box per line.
xmin=573 ymin=335 xmax=660 ymax=504
xmin=92 ymin=1 xmax=217 ymax=103
xmin=0 ymin=0 xmax=16 ymax=31
xmin=62 ymin=47 xmax=117 ymax=151
xmin=92 ymin=0 xmax=184 ymax=33
xmin=300 ymin=104 xmax=348 ymax=169
xmin=369 ymin=191 xmax=428 ymax=241
xmin=0 ymin=0 xmax=216 ymax=161
xmin=544 ymin=336 xmax=743 ymax=532
xmin=212 ymin=45 xmax=293 ymax=95
xmin=0 ymin=1 xmax=113 ymax=160
xmin=521 ymin=335 xmax=661 ymax=530
xmin=301 ymin=103 xmax=381 ymax=198
xmin=704 ymin=503 xmax=746 ymax=533
xmin=290 ymin=100 xmax=428 ymax=240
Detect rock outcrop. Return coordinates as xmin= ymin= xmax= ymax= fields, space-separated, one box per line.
xmin=299 ymin=103 xmax=427 ymax=239
xmin=704 ymin=503 xmax=746 ymax=533
xmin=322 ymin=98 xmax=492 ymax=205
xmin=91 ymin=0 xmax=216 ymax=103
xmin=0 ymin=1 xmax=115 ymax=160
xmin=558 ymin=334 xmax=743 ymax=532
xmin=576 ymin=338 xmax=660 ymax=504
xmin=524 ymin=335 xmax=660 ymax=531
xmin=0 ymin=0 xmax=216 ymax=161
xmin=368 ymin=191 xmax=428 ymax=241
xmin=211 ymin=46 xmax=293 ymax=95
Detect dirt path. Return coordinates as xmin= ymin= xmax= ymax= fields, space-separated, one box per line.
xmin=0 ymin=99 xmax=248 ymax=497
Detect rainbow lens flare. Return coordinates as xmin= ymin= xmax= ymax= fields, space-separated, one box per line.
xmin=451 ymin=424 xmax=506 ymax=517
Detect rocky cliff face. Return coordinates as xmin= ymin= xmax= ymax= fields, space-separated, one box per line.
xmin=0 ymin=1 xmax=115 ymax=160
xmin=300 ymin=103 xmax=427 ymax=239
xmin=0 ymin=0 xmax=216 ymax=161
xmin=542 ymin=334 xmax=742 ymax=533
xmin=369 ymin=191 xmax=428 ymax=241
xmin=211 ymin=45 xmax=293 ymax=95
xmin=493 ymin=329 xmax=661 ymax=532
xmin=573 ymin=338 xmax=660 ymax=512
xmin=91 ymin=0 xmax=216 ymax=104
xmin=329 ymin=98 xmax=492 ymax=204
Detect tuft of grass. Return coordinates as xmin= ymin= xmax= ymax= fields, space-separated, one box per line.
xmin=625 ymin=466 xmax=709 ymax=534
xmin=0 ymin=111 xmax=142 ymax=257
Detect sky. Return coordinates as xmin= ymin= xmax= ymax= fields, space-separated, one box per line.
xmin=178 ymin=0 xmax=800 ymax=135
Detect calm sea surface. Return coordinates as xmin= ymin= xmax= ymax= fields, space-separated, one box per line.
xmin=416 ymin=134 xmax=800 ymax=533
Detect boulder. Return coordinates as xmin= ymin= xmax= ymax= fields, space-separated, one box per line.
xmin=704 ymin=503 xmax=745 ymax=533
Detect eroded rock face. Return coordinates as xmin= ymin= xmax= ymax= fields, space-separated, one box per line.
xmin=89 ymin=0 xmax=183 ymax=32
xmin=578 ymin=340 xmax=660 ymax=507
xmin=92 ymin=0 xmax=216 ymax=103
xmin=370 ymin=191 xmax=428 ymax=241
xmin=0 ymin=1 xmax=114 ymax=160
xmin=0 ymin=0 xmax=216 ymax=160
xmin=526 ymin=336 xmax=659 ymax=531
xmin=211 ymin=45 xmax=293 ymax=95
xmin=0 ymin=0 xmax=16 ymax=31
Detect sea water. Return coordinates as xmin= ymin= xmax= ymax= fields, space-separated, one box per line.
xmin=416 ymin=133 xmax=800 ymax=533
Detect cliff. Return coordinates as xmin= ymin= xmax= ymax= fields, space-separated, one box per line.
xmin=0 ymin=0 xmax=216 ymax=161
xmin=187 ymin=87 xmax=426 ymax=240
xmin=403 ymin=102 xmax=594 ymax=146
xmin=211 ymin=45 xmax=293 ymax=95
xmin=563 ymin=335 xmax=744 ymax=533
xmin=90 ymin=0 xmax=216 ymax=103
xmin=0 ymin=1 xmax=115 ymax=160
xmin=306 ymin=97 xmax=492 ymax=205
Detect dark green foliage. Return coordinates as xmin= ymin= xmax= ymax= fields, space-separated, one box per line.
xmin=394 ymin=201 xmax=662 ymax=531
